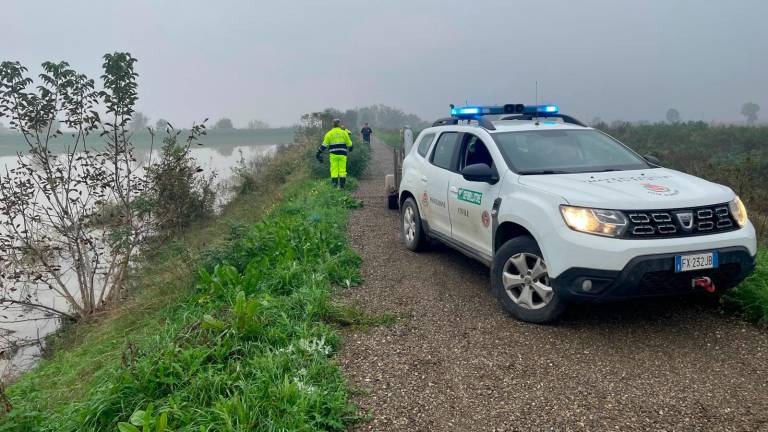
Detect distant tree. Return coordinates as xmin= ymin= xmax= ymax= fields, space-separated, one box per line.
xmin=666 ymin=108 xmax=681 ymax=124
xmin=129 ymin=111 xmax=150 ymax=131
xmin=590 ymin=116 xmax=603 ymax=126
xmin=741 ymin=102 xmax=760 ymax=125
xmin=356 ymin=104 xmax=427 ymax=129
xmin=246 ymin=119 xmax=269 ymax=129
xmin=342 ymin=109 xmax=358 ymax=129
xmin=213 ymin=117 xmax=234 ymax=129
xmin=155 ymin=118 xmax=170 ymax=132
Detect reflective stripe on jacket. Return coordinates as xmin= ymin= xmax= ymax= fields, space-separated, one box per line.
xmin=320 ymin=127 xmax=353 ymax=155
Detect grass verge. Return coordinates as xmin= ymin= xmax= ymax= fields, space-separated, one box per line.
xmin=724 ymin=251 xmax=768 ymax=325
xmin=1 ymin=135 xmax=374 ymax=430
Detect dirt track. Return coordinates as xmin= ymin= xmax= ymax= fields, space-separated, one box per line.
xmin=337 ymin=137 xmax=768 ymax=432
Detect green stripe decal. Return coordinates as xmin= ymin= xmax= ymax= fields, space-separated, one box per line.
xmin=457 ymin=188 xmax=483 ymax=205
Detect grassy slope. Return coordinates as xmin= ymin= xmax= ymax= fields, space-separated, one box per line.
xmin=724 ymin=251 xmax=768 ymax=325
xmin=1 ymin=137 xmax=375 ymax=430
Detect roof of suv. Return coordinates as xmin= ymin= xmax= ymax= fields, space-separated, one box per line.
xmin=425 ymin=119 xmax=591 ymax=134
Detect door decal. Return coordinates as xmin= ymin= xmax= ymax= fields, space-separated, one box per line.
xmin=457 ymin=188 xmax=483 ymax=205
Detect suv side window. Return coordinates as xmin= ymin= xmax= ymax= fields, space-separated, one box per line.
xmin=430 ymin=132 xmax=459 ymax=170
xmin=459 ymin=134 xmax=495 ymax=171
xmin=417 ymin=133 xmax=435 ymax=157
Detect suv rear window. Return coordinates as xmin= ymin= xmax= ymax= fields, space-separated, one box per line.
xmin=430 ymin=132 xmax=458 ymax=170
xmin=417 ymin=133 xmax=435 ymax=157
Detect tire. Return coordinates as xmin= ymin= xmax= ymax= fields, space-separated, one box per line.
xmin=491 ymin=236 xmax=565 ymax=323
xmin=387 ymin=193 xmax=399 ymax=210
xmin=400 ymin=197 xmax=427 ymax=251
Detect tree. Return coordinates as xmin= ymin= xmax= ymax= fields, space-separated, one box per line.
xmin=129 ymin=111 xmax=150 ymax=131
xmin=741 ymin=102 xmax=760 ymax=125
xmin=213 ymin=117 xmax=234 ymax=129
xmin=0 ymin=54 xmax=150 ymax=321
xmin=666 ymin=108 xmax=681 ymax=124
xmin=246 ymin=119 xmax=269 ymax=129
xmin=155 ymin=118 xmax=170 ymax=132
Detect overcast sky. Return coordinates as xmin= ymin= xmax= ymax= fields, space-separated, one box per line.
xmin=2 ymin=0 xmax=766 ymax=127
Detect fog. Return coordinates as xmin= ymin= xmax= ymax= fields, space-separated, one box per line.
xmin=2 ymin=0 xmax=766 ymax=126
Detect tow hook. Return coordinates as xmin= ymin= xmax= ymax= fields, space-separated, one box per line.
xmin=692 ymin=276 xmax=716 ymax=293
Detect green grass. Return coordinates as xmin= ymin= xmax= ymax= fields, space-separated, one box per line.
xmin=724 ymin=250 xmax=768 ymax=325
xmin=1 ymin=134 xmax=375 ymax=431
xmin=376 ymin=129 xmax=400 ymax=149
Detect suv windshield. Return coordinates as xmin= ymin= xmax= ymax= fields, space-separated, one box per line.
xmin=492 ymin=129 xmax=652 ymax=174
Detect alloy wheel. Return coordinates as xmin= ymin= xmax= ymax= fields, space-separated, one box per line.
xmin=502 ymin=252 xmax=553 ymax=310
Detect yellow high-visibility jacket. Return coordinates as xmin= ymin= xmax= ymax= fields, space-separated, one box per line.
xmin=320 ymin=127 xmax=353 ymax=155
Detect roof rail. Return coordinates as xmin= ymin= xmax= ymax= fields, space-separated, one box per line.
xmin=499 ymin=114 xmax=587 ymax=127
xmin=432 ymin=116 xmax=497 ymax=131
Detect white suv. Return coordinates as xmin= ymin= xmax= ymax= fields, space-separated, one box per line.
xmin=398 ymin=104 xmax=756 ymax=323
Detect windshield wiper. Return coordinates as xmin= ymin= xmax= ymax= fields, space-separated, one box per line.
xmin=518 ymin=169 xmax=569 ymax=175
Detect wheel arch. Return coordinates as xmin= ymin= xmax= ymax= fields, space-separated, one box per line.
xmin=399 ymin=190 xmax=416 ymax=208
xmin=494 ymin=221 xmax=538 ymax=254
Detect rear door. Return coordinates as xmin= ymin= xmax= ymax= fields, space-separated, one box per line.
xmin=448 ymin=133 xmax=503 ymax=257
xmin=421 ymin=131 xmax=460 ymax=236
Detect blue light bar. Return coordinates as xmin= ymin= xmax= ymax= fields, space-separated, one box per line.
xmin=451 ymin=107 xmax=481 ymax=116
xmin=450 ymin=104 xmax=559 ymax=119
xmin=523 ymin=104 xmax=560 ymax=115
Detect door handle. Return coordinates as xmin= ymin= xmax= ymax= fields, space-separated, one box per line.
xmin=449 ymin=186 xmax=458 ymax=194
xmin=420 ymin=176 xmax=428 ymax=183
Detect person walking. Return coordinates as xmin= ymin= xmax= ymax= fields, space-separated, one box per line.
xmin=360 ymin=122 xmax=373 ymax=144
xmin=316 ymin=119 xmax=353 ymax=188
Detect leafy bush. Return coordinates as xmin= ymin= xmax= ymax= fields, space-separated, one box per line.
xmin=144 ymin=125 xmax=217 ymax=232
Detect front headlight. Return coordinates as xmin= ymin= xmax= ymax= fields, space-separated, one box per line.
xmin=729 ymin=196 xmax=748 ymax=227
xmin=560 ymin=205 xmax=628 ymax=238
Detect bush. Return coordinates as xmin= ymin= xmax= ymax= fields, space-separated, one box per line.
xmin=145 ymin=127 xmax=217 ymax=232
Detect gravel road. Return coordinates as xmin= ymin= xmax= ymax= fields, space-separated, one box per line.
xmin=337 ymin=137 xmax=768 ymax=432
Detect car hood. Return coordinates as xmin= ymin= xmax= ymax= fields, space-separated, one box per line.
xmin=517 ymin=168 xmax=734 ymax=210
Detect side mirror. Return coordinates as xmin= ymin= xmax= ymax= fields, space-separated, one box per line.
xmin=462 ymin=163 xmax=499 ymax=184
xmin=644 ymin=155 xmax=661 ymax=166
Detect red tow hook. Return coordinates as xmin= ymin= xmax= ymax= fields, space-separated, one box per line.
xmin=692 ymin=276 xmax=716 ymax=293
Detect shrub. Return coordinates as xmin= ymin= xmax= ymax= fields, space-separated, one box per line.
xmin=144 ymin=125 xmax=217 ymax=232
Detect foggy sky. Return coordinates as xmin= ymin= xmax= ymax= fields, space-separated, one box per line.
xmin=2 ymin=0 xmax=766 ymax=127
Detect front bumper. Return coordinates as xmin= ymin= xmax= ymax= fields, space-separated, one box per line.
xmin=551 ymin=246 xmax=756 ymax=302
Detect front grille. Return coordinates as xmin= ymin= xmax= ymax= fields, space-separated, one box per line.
xmin=624 ymin=203 xmax=738 ymax=239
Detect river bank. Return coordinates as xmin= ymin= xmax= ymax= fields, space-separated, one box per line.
xmin=0 ymin=133 xmax=287 ymax=381
xmin=0 ymin=129 xmax=376 ymax=431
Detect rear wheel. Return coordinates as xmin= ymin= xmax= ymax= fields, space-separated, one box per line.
xmin=491 ymin=236 xmax=565 ymax=323
xmin=400 ymin=197 xmax=427 ymax=251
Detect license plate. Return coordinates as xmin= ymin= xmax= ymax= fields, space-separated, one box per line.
xmin=675 ymin=251 xmax=718 ymax=273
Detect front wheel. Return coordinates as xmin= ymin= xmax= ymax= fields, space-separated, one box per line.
xmin=400 ymin=197 xmax=427 ymax=251
xmin=491 ymin=236 xmax=565 ymax=323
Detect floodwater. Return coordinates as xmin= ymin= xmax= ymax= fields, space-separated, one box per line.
xmin=0 ymin=143 xmax=277 ymax=380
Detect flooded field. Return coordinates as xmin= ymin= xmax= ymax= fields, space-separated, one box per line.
xmin=0 ymin=129 xmax=293 ymax=380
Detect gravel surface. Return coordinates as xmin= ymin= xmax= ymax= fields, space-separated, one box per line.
xmin=337 ymin=138 xmax=768 ymax=432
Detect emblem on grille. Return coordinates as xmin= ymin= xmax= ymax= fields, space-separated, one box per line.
xmin=675 ymin=211 xmax=694 ymax=230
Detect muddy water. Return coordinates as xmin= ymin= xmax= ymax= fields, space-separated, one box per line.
xmin=0 ymin=143 xmax=276 ymax=380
